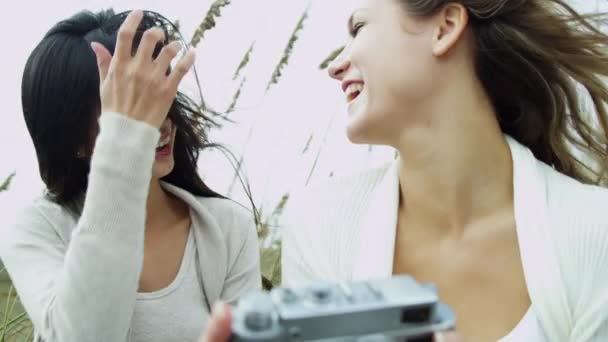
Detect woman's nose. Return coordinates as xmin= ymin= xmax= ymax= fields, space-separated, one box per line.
xmin=328 ymin=54 xmax=350 ymax=80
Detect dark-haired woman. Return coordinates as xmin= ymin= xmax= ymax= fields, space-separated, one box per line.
xmin=0 ymin=9 xmax=260 ymax=342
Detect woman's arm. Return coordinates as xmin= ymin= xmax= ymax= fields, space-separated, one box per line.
xmin=0 ymin=10 xmax=196 ymax=341
xmin=1 ymin=112 xmax=158 ymax=341
xmin=549 ymin=183 xmax=608 ymax=341
xmin=563 ymin=220 xmax=608 ymax=341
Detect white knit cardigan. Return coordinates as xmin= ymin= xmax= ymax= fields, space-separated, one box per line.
xmin=282 ymin=136 xmax=608 ymax=341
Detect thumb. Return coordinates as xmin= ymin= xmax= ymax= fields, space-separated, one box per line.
xmin=90 ymin=42 xmax=112 ymax=82
xmin=201 ymin=303 xmax=232 ymax=342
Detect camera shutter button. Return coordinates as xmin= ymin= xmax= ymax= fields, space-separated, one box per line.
xmin=309 ymin=284 xmax=332 ymax=303
xmin=244 ymin=310 xmax=273 ymax=332
xmin=279 ymin=288 xmax=298 ymax=304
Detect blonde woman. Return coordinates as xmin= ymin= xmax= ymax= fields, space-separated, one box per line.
xmin=204 ymin=0 xmax=608 ymax=341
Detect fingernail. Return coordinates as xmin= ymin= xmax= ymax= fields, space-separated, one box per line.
xmin=434 ymin=332 xmax=445 ymax=342
xmin=213 ymin=302 xmax=225 ymax=317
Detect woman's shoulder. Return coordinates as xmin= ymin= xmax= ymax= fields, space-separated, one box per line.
xmin=191 ymin=196 xmax=259 ymax=280
xmin=0 ymin=195 xmax=74 ymax=262
xmin=542 ymin=163 xmax=608 ymax=228
xmin=198 ymin=196 xmax=255 ymax=228
xmin=3 ymin=195 xmax=75 ymax=241
xmin=192 ymin=196 xmax=256 ymax=242
xmin=162 ymin=182 xmax=255 ymax=236
xmin=196 ymin=196 xmax=252 ymax=220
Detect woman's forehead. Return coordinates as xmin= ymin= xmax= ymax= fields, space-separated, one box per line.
xmin=346 ymin=0 xmax=372 ymax=15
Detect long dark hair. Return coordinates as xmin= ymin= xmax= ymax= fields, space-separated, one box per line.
xmin=21 ymin=9 xmax=226 ymax=214
xmin=401 ymin=0 xmax=608 ymax=185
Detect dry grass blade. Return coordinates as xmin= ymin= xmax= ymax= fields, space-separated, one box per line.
xmin=301 ymin=134 xmax=314 ymax=154
xmin=190 ymin=0 xmax=232 ymax=47
xmin=227 ymin=77 xmax=247 ymax=113
xmin=266 ymin=7 xmax=309 ymax=92
xmin=0 ymin=286 xmax=15 ymax=341
xmin=24 ymin=325 xmax=33 ymax=341
xmin=260 ymin=245 xmax=281 ymax=288
xmin=233 ymin=42 xmax=255 ymax=81
xmin=319 ymin=46 xmax=345 ymax=70
xmin=0 ymin=312 xmax=29 ymax=341
xmin=258 ymin=194 xmax=289 ymax=289
xmin=270 ymin=194 xmax=289 ymax=219
xmin=0 ymin=173 xmax=15 ymax=193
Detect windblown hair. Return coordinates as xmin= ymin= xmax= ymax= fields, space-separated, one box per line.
xmin=402 ymin=0 xmax=608 ymax=185
xmin=21 ymin=9 xmax=225 ymax=214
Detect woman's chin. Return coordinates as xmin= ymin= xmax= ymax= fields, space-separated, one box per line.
xmin=345 ymin=98 xmax=376 ymax=143
xmin=152 ymin=160 xmax=175 ymax=180
xmin=346 ymin=121 xmax=374 ymax=145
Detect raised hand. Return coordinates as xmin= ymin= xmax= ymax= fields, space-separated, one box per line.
xmin=90 ymin=10 xmax=195 ymax=128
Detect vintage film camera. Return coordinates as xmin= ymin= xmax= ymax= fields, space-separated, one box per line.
xmin=231 ymin=275 xmax=456 ymax=341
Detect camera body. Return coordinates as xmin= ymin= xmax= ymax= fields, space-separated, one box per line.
xmin=231 ymin=275 xmax=456 ymax=341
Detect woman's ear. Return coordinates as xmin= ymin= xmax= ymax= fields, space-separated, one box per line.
xmin=431 ymin=3 xmax=469 ymax=57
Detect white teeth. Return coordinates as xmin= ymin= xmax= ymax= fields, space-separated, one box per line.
xmin=345 ymin=83 xmax=364 ymax=102
xmin=156 ymin=135 xmax=170 ymax=148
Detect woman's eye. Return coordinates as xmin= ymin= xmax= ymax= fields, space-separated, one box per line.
xmin=350 ymin=22 xmax=365 ymax=37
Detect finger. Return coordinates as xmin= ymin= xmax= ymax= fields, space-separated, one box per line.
xmin=202 ymin=303 xmax=232 ymax=342
xmin=114 ymin=10 xmax=144 ymax=61
xmin=90 ymin=42 xmax=112 ymax=82
xmin=167 ymin=48 xmax=196 ymax=90
xmin=135 ymin=28 xmax=166 ymax=66
xmin=153 ymin=41 xmax=181 ymax=77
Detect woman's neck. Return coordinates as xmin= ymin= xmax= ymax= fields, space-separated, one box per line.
xmin=146 ymin=180 xmax=186 ymax=231
xmin=394 ymin=91 xmax=513 ymax=237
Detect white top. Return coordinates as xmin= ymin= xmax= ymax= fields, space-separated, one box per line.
xmin=282 ymin=136 xmax=608 ymax=341
xmin=0 ymin=112 xmax=261 ymax=342
xmin=131 ymin=228 xmax=208 ymax=342
xmin=499 ymin=309 xmax=546 ymax=341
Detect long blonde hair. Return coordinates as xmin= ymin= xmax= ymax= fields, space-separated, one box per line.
xmin=402 ymin=0 xmax=608 ymax=185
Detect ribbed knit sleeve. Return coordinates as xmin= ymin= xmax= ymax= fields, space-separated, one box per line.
xmin=281 ymin=165 xmax=388 ymax=287
xmin=0 ymin=112 xmax=160 ymax=342
xmin=551 ymin=184 xmax=608 ymax=342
